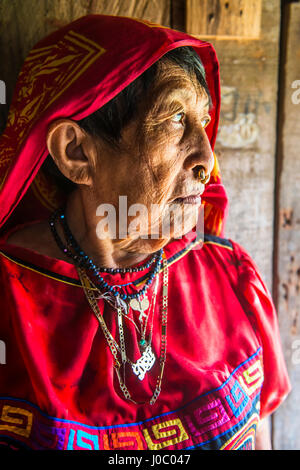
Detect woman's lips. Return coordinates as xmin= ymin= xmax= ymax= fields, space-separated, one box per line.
xmin=172 ymin=193 xmax=202 ymax=204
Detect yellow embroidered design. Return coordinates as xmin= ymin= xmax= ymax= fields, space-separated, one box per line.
xmin=143 ymin=418 xmax=189 ymax=450
xmin=239 ymin=360 xmax=263 ymax=395
xmin=0 ymin=405 xmax=33 ymax=438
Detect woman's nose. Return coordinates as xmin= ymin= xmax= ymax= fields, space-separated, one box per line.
xmin=182 ymin=123 xmax=214 ymax=179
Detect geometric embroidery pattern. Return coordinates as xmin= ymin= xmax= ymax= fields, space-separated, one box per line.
xmin=0 ymin=406 xmax=33 ymax=438
xmin=238 ymin=360 xmax=264 ymax=395
xmin=184 ymin=398 xmax=230 ymax=437
xmin=220 ymin=413 xmax=259 ymax=450
xmin=226 ymin=380 xmax=250 ymax=417
xmin=103 ymin=432 xmax=144 ymax=451
xmin=0 ymin=347 xmax=263 ymax=450
xmin=142 ymin=419 xmax=189 ymax=450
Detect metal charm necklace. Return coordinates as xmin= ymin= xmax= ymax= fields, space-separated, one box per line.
xmin=119 ymin=277 xmax=159 ymax=381
xmin=77 ymin=253 xmax=168 ymax=405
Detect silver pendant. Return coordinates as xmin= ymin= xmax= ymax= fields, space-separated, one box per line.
xmin=131 ymin=345 xmax=156 ymax=381
xmin=130 ymin=297 xmax=149 ymax=322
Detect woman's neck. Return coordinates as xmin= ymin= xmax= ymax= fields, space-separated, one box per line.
xmin=64 ymin=190 xmax=151 ymax=269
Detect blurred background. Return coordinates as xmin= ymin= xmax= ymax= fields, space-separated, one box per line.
xmin=0 ymin=0 xmax=299 ymax=450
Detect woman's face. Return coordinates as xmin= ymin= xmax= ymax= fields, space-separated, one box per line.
xmin=91 ymin=60 xmax=214 ymax=253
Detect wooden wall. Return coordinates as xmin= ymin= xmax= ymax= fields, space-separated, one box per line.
xmin=272 ymin=2 xmax=300 ymax=450
xmin=194 ymin=0 xmax=281 ymax=291
xmin=0 ymin=0 xmax=299 ymax=449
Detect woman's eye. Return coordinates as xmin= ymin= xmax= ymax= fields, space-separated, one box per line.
xmin=201 ymin=115 xmax=211 ymax=128
xmin=171 ymin=112 xmax=185 ymax=124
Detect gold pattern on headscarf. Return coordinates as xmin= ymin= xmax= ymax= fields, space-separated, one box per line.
xmin=0 ymin=30 xmax=106 ymax=190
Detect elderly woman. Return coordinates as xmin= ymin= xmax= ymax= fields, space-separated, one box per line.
xmin=0 ymin=15 xmax=290 ymax=451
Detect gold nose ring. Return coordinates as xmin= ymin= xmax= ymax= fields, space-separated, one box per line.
xmin=197 ymin=166 xmax=210 ymax=185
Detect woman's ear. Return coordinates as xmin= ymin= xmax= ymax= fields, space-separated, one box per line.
xmin=46 ymin=119 xmax=97 ymax=185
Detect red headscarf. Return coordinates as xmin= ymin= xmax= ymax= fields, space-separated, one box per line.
xmin=0 ymin=14 xmax=228 ymax=237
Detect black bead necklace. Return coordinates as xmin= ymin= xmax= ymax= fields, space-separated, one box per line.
xmin=49 ymin=208 xmax=163 ymax=301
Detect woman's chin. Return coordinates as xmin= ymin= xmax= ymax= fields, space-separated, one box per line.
xmin=125 ymin=228 xmax=196 ymax=255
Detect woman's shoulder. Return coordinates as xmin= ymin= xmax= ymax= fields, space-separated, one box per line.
xmin=2 ymin=220 xmax=68 ymax=263
xmin=203 ymin=233 xmax=234 ymax=250
xmin=183 ymin=233 xmax=261 ymax=290
xmin=202 ymin=233 xmax=255 ymax=270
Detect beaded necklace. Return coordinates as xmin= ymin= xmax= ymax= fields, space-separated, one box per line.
xmin=49 ymin=208 xmax=168 ymax=404
xmin=49 ymin=208 xmax=163 ymax=301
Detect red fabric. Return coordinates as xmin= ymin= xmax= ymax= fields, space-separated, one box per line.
xmin=231 ymin=242 xmax=291 ymax=419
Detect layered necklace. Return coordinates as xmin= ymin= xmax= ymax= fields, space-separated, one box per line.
xmin=49 ymin=208 xmax=169 ymax=405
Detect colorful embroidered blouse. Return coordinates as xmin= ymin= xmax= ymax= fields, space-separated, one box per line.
xmin=0 ymin=227 xmax=290 ymax=450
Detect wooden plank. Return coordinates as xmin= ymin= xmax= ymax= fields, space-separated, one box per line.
xmin=204 ymin=0 xmax=281 ymax=290
xmin=43 ymin=0 xmax=171 ymax=30
xmin=171 ymin=0 xmax=186 ymax=31
xmin=186 ymin=0 xmax=262 ymax=39
xmin=272 ymin=2 xmax=300 ymax=450
xmin=0 ymin=81 xmax=5 ymax=105
xmin=0 ymin=0 xmax=170 ymax=133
